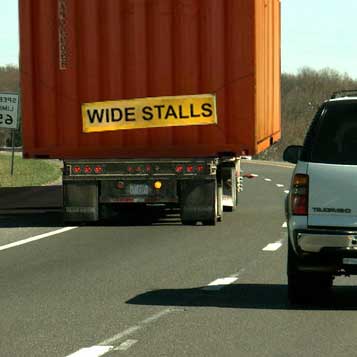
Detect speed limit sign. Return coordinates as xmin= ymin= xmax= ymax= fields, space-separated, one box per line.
xmin=0 ymin=93 xmax=19 ymax=129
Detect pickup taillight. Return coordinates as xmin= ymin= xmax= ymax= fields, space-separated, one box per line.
xmin=291 ymin=174 xmax=309 ymax=215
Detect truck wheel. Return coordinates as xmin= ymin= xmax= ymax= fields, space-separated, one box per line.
xmin=203 ymin=207 xmax=217 ymax=225
xmin=287 ymin=238 xmax=333 ymax=304
xmin=203 ymin=185 xmax=218 ymax=226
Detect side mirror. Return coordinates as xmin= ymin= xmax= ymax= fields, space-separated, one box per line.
xmin=283 ymin=145 xmax=303 ymax=164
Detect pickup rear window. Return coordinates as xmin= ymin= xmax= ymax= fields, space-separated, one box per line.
xmin=307 ymin=101 xmax=357 ymax=165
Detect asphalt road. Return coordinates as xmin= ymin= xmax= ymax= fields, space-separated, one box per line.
xmin=1 ymin=161 xmax=357 ymax=357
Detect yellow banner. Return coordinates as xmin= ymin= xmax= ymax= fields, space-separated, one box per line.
xmin=82 ymin=94 xmax=217 ymax=133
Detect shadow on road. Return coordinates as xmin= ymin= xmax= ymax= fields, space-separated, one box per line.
xmin=0 ymin=207 xmax=184 ymax=228
xmin=0 ymin=185 xmax=183 ymax=227
xmin=94 ymin=206 xmax=183 ymax=227
xmin=126 ymin=283 xmax=357 ymax=311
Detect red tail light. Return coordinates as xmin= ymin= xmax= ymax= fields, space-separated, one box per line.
xmin=146 ymin=165 xmax=151 ymax=173
xmin=291 ymin=174 xmax=309 ymax=215
xmin=94 ymin=166 xmax=103 ymax=174
xmin=196 ymin=164 xmax=204 ymax=172
xmin=73 ymin=166 xmax=81 ymax=174
xmin=84 ymin=166 xmax=92 ymax=174
xmin=175 ymin=165 xmax=184 ymax=173
xmin=127 ymin=166 xmax=133 ymax=173
xmin=186 ymin=165 xmax=194 ymax=173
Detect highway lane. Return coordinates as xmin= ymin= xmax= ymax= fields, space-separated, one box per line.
xmin=3 ymin=161 xmax=355 ymax=356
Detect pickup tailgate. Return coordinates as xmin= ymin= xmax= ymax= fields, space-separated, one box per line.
xmin=308 ymin=163 xmax=357 ymax=227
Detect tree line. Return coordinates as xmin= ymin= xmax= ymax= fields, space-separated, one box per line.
xmin=258 ymin=67 xmax=357 ymax=160
xmin=1 ymin=65 xmax=357 ymax=159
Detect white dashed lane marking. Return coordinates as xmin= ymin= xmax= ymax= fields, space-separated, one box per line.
xmin=284 ymin=190 xmax=289 ymax=194
xmin=276 ymin=184 xmax=284 ymax=187
xmin=66 ymin=309 xmax=179 ymax=357
xmin=202 ymin=269 xmax=245 ymax=291
xmin=67 ymin=346 xmax=113 ymax=357
xmin=262 ymin=241 xmax=283 ymax=251
xmin=203 ymin=277 xmax=239 ymax=291
xmin=264 ymin=178 xmax=272 ymax=182
xmin=282 ymin=222 xmax=287 ymax=228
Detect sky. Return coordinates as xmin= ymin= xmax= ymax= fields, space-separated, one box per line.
xmin=1 ymin=0 xmax=357 ymax=79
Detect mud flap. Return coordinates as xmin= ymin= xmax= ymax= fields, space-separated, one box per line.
xmin=63 ymin=182 xmax=99 ymax=222
xmin=180 ymin=179 xmax=217 ymax=225
xmin=222 ymin=166 xmax=237 ymax=211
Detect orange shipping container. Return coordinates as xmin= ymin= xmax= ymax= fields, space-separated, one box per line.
xmin=19 ymin=0 xmax=281 ymax=159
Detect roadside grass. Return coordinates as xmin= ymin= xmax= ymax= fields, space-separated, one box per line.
xmin=0 ymin=153 xmax=61 ymax=187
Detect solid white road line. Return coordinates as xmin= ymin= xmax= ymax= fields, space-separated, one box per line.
xmin=0 ymin=227 xmax=78 ymax=252
xmin=203 ymin=277 xmax=238 ymax=291
xmin=67 ymin=346 xmax=113 ymax=357
xmin=262 ymin=241 xmax=283 ymax=251
xmin=264 ymin=178 xmax=272 ymax=182
xmin=282 ymin=222 xmax=287 ymax=228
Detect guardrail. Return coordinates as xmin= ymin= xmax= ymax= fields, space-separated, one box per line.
xmin=0 ymin=147 xmax=22 ymax=152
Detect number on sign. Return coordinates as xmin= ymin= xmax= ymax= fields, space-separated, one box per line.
xmin=5 ymin=114 xmax=13 ymax=125
xmin=0 ymin=114 xmax=13 ymax=126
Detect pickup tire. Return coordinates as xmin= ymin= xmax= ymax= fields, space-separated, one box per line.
xmin=287 ymin=238 xmax=333 ymax=304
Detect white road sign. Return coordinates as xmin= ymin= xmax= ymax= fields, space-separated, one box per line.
xmin=0 ymin=93 xmax=19 ymax=129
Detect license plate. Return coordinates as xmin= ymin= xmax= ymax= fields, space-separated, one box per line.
xmin=129 ymin=184 xmax=149 ymax=195
xmin=343 ymin=258 xmax=357 ymax=265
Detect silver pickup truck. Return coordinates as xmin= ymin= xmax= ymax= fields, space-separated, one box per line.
xmin=284 ymin=90 xmax=357 ymax=303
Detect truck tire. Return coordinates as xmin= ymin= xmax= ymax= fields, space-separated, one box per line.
xmin=203 ymin=192 xmax=218 ymax=225
xmin=287 ymin=238 xmax=333 ymax=304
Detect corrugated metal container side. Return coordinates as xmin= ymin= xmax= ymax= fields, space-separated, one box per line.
xmin=20 ymin=0 xmax=281 ymax=159
xmin=255 ymin=0 xmax=281 ymax=153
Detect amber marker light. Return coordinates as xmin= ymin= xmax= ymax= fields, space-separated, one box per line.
xmin=154 ymin=181 xmax=162 ymax=190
